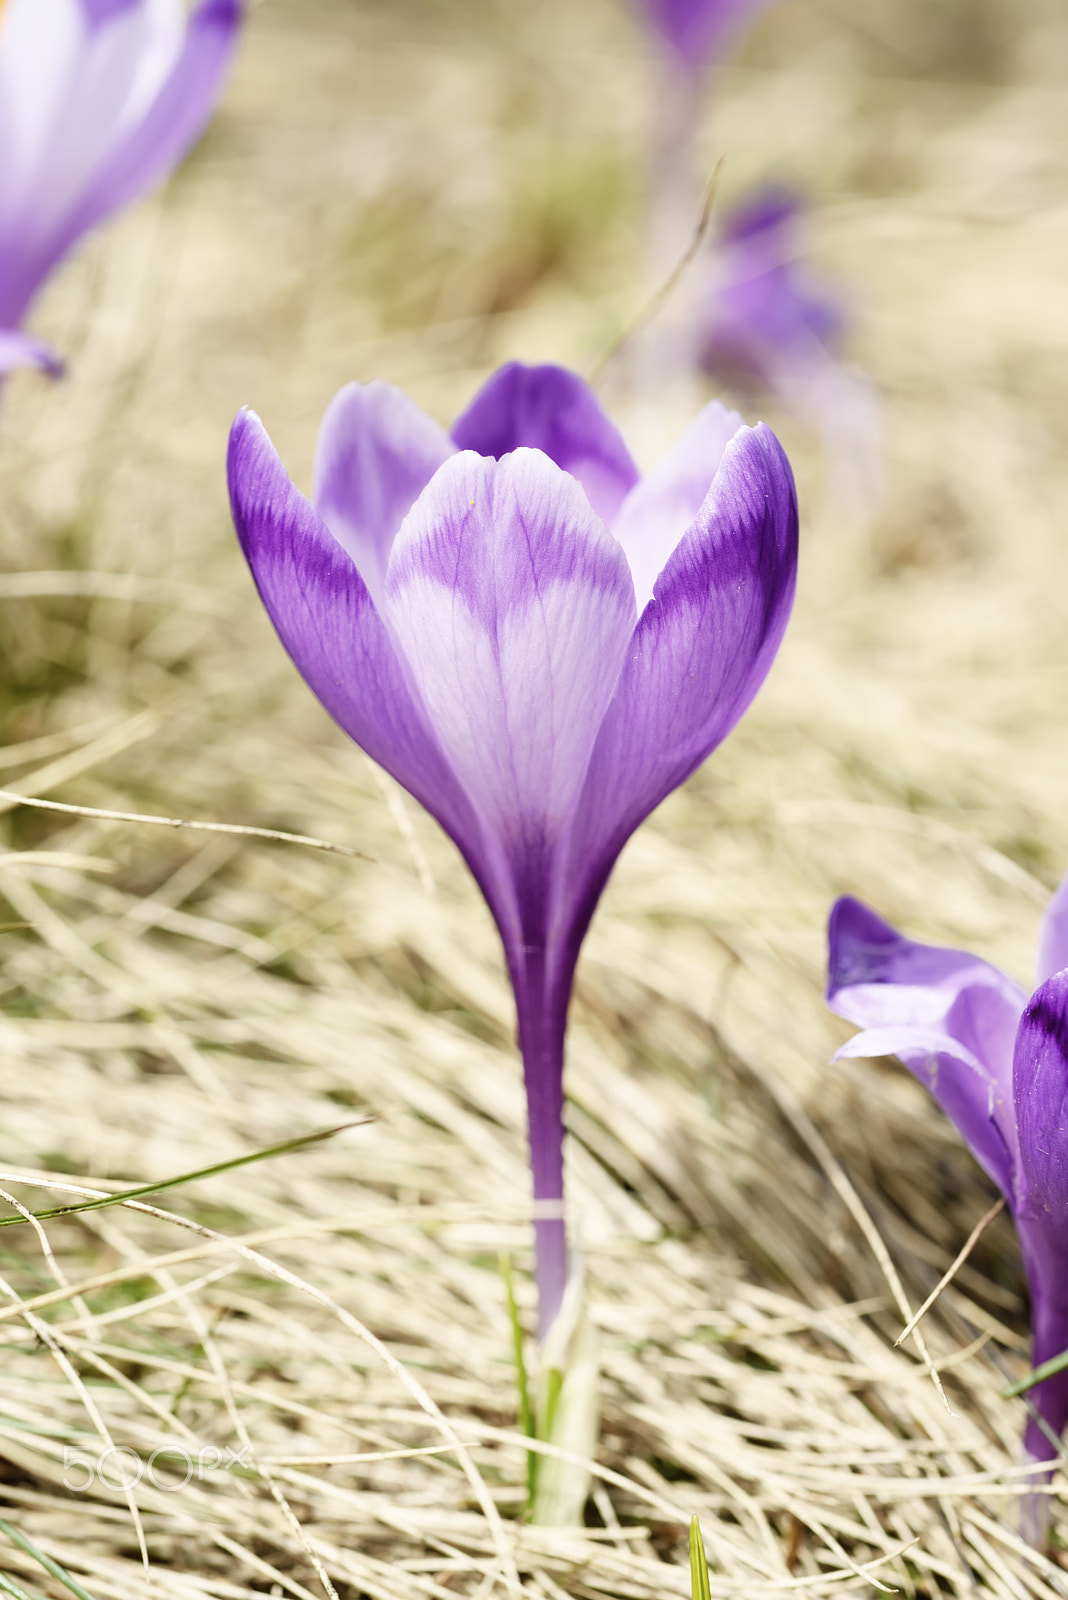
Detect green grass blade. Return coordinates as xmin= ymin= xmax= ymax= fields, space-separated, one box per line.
xmin=689 ymin=1516 xmax=712 ymax=1600
xmin=500 ymin=1253 xmax=537 ymax=1504
xmin=540 ymin=1367 xmax=564 ymax=1443
xmin=0 ymin=1516 xmax=100 ymax=1600
xmin=0 ymin=1120 xmax=366 ymax=1230
xmin=1002 ymin=1343 xmax=1068 ymax=1398
xmin=0 ymin=1572 xmax=41 ymax=1600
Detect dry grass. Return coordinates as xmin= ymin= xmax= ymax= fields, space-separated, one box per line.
xmin=0 ymin=0 xmax=1067 ymax=1594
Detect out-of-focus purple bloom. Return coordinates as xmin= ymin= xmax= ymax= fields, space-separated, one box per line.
xmin=632 ymin=0 xmax=773 ymax=73
xmin=229 ymin=362 xmax=798 ymax=1337
xmin=827 ymin=888 xmax=1068 ymax=1482
xmin=701 ymin=185 xmax=847 ymax=396
xmin=701 ymin=185 xmax=880 ymax=503
xmin=0 ymin=0 xmax=243 ymax=370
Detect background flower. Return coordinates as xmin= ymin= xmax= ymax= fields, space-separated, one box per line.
xmin=827 ymin=887 xmax=1068 ymax=1490
xmin=699 ymin=184 xmax=881 ymax=503
xmin=700 ymin=186 xmax=847 ymax=395
xmin=0 ymin=0 xmax=243 ymax=373
xmin=630 ymin=0 xmax=773 ymax=74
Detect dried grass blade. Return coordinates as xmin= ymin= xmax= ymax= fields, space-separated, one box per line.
xmin=0 ymin=713 xmax=160 ymax=815
xmin=896 ymin=1198 xmax=1005 ymax=1347
xmin=0 ymin=788 xmax=369 ymax=859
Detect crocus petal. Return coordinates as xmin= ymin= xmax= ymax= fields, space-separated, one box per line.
xmin=227 ymin=409 xmax=482 ymax=871
xmin=1035 ymin=871 xmax=1068 ymax=987
xmin=698 ymin=185 xmax=849 ymax=408
xmin=449 ymin=363 xmax=640 ymax=527
xmin=60 ymin=0 xmax=242 ymax=241
xmin=1012 ymin=974 xmax=1068 ymax=1459
xmin=382 ymin=446 xmax=638 ymax=948
xmin=826 ymin=896 xmax=1028 ymax=1058
xmin=0 ymin=0 xmax=170 ymax=282
xmin=0 ymin=329 xmax=64 ymax=377
xmin=1015 ymin=974 xmax=1068 ymax=1223
xmin=612 ymin=399 xmax=746 ymax=609
xmin=722 ymin=184 xmax=804 ymax=247
xmin=561 ymin=422 xmax=796 ymax=960
xmin=78 ymin=0 xmax=145 ymax=22
xmin=834 ymin=1023 xmax=1015 ymax=1198
xmin=311 ymin=381 xmax=456 ymax=610
xmin=827 ymin=896 xmax=1024 ymax=1186
xmin=0 ymin=0 xmax=90 ymax=211
xmin=0 ymin=0 xmax=242 ymax=331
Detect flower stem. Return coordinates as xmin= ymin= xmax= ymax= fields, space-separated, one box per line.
xmin=514 ymin=945 xmax=569 ymax=1340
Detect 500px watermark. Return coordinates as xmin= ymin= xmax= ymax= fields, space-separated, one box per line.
xmin=63 ymin=1444 xmax=251 ymax=1492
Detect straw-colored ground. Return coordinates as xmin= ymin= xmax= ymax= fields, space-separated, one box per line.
xmin=1 ymin=0 xmax=1067 ymax=1594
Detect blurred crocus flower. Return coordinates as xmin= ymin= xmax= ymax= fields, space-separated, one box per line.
xmin=229 ymin=361 xmax=798 ymax=1338
xmin=0 ymin=0 xmax=244 ymax=375
xmin=827 ymin=888 xmax=1068 ymax=1489
xmin=632 ymin=0 xmax=773 ymax=75
xmin=629 ymin=0 xmax=776 ymax=331
xmin=701 ymin=187 xmax=845 ymax=392
xmin=701 ymin=185 xmax=881 ymax=501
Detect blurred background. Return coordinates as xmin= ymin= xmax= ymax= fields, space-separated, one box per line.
xmin=0 ymin=0 xmax=1067 ymax=1594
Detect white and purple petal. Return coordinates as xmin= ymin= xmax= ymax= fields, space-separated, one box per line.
xmin=227 ymin=410 xmax=484 ymax=886
xmin=0 ymin=0 xmax=242 ymax=329
xmin=560 ymin=422 xmax=796 ymax=967
xmin=834 ymin=1021 xmax=1016 ymax=1200
xmin=58 ymin=0 xmax=243 ymax=246
xmin=827 ymin=896 xmax=1024 ymax=1191
xmin=312 ymin=380 xmax=455 ymax=609
xmin=449 ymin=363 xmax=639 ymax=527
xmin=383 ymin=446 xmax=638 ymax=947
xmin=612 ymin=398 xmax=745 ymax=609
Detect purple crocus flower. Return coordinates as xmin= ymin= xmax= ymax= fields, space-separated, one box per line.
xmin=632 ymin=0 xmax=773 ymax=74
xmin=228 ymin=362 xmax=798 ymax=1337
xmin=0 ymin=0 xmax=243 ymax=373
xmin=700 ymin=184 xmax=881 ymax=503
xmin=700 ymin=185 xmax=846 ymax=397
xmin=827 ymin=888 xmax=1068 ymax=1477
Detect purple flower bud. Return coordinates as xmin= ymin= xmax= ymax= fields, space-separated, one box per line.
xmin=229 ymin=362 xmax=799 ymax=1336
xmin=827 ymin=887 xmax=1068 ymax=1486
xmin=0 ymin=0 xmax=244 ymax=373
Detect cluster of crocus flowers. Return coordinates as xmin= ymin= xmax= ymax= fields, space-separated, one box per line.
xmin=228 ymin=360 xmax=799 ymax=1339
xmin=827 ymin=889 xmax=1068 ymax=1479
xmin=0 ymin=0 xmax=244 ymax=380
